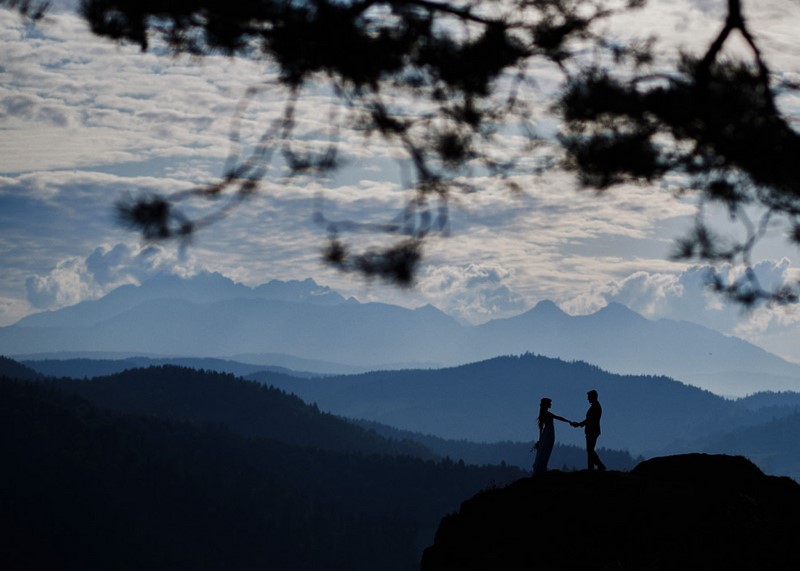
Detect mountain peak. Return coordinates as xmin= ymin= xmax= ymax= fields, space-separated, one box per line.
xmin=529 ymin=299 xmax=567 ymax=317
xmin=413 ymin=304 xmax=448 ymax=316
xmin=592 ymin=301 xmax=646 ymax=322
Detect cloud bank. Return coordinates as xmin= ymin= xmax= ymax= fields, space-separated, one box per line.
xmin=25 ymin=243 xmax=196 ymax=309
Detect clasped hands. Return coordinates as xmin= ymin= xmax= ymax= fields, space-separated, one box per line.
xmin=569 ymin=421 xmax=581 ymax=428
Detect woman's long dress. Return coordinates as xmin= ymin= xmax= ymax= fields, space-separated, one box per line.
xmin=532 ymin=413 xmax=555 ymax=475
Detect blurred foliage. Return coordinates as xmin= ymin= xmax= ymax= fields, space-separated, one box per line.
xmin=0 ymin=0 xmax=50 ymax=19
xmin=558 ymin=0 xmax=800 ymax=306
xmin=78 ymin=0 xmax=638 ymax=286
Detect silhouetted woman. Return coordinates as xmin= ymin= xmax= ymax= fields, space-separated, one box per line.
xmin=532 ymin=397 xmax=572 ymax=475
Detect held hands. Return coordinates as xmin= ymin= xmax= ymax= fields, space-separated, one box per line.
xmin=570 ymin=421 xmax=580 ymax=428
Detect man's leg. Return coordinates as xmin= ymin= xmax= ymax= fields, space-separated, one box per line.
xmin=585 ymin=435 xmax=595 ymax=470
xmin=586 ymin=434 xmax=606 ymax=471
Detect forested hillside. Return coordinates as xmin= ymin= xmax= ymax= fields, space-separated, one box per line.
xmin=0 ymin=356 xmax=41 ymax=380
xmin=1 ymin=365 xmax=525 ymax=569
xmin=43 ymin=365 xmax=431 ymax=458
xmin=3 ymin=376 xmax=400 ymax=570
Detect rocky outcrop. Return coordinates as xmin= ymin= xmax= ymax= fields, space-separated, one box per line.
xmin=422 ymin=454 xmax=800 ymax=570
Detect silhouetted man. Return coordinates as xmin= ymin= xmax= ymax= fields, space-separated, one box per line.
xmin=572 ymin=389 xmax=606 ymax=471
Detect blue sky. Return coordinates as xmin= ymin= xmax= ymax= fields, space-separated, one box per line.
xmin=2 ymin=1 xmax=800 ymax=363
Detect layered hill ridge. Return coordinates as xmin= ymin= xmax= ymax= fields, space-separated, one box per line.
xmin=3 ymin=273 xmax=800 ymax=395
xmin=14 ymin=353 xmax=798 ymax=478
xmin=249 ymin=354 xmax=760 ymax=454
xmin=421 ymin=454 xmax=800 ymax=571
xmin=4 ymin=357 xmax=640 ymax=473
xmin=249 ymin=354 xmax=800 ymax=479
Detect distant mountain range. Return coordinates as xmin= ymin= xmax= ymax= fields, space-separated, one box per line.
xmin=3 ymin=272 xmax=800 ymax=395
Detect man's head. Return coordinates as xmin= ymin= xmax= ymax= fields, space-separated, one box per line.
xmin=587 ymin=389 xmax=598 ymax=403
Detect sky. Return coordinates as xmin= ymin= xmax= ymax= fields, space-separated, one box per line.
xmin=2 ymin=0 xmax=800 ymax=363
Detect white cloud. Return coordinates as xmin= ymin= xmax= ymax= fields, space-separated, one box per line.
xmin=25 ymin=257 xmax=86 ymax=308
xmin=418 ymin=263 xmax=528 ymax=323
xmin=563 ymin=264 xmax=723 ymax=322
xmin=0 ymin=11 xmax=272 ymax=174
xmin=25 ymin=243 xmax=197 ymax=310
xmin=0 ymin=93 xmax=74 ymax=127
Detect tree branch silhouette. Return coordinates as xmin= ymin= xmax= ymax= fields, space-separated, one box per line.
xmin=86 ymin=0 xmax=619 ymax=286
xmin=558 ymin=0 xmax=800 ymax=306
xmin=1 ymin=0 xmax=49 ymax=20
xmin=8 ymin=0 xmax=799 ymax=302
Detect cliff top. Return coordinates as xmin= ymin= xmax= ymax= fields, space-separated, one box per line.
xmin=422 ymin=454 xmax=800 ymax=570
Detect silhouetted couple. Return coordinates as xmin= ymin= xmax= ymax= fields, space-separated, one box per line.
xmin=532 ymin=389 xmax=606 ymax=475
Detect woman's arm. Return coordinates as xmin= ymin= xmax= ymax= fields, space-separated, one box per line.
xmin=552 ymin=414 xmax=571 ymax=423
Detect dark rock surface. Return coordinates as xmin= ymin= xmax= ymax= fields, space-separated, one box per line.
xmin=422 ymin=454 xmax=800 ymax=570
